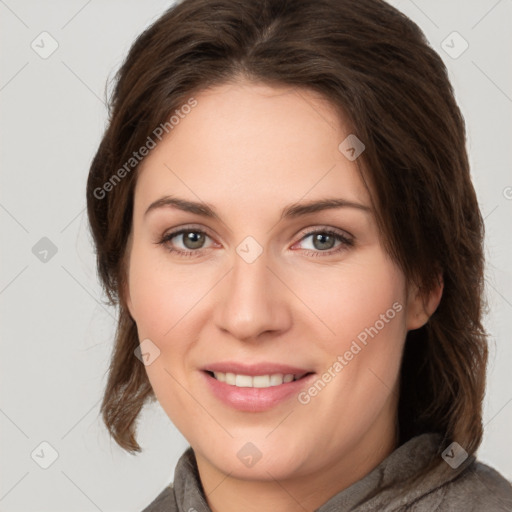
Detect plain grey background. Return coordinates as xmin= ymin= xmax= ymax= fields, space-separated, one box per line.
xmin=1 ymin=0 xmax=511 ymax=511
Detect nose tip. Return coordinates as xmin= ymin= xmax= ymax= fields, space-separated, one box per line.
xmin=213 ymin=253 xmax=291 ymax=342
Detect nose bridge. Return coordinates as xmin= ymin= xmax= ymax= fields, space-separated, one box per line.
xmin=214 ymin=244 xmax=288 ymax=341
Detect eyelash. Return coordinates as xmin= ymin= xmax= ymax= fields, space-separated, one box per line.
xmin=155 ymin=225 xmax=354 ymax=258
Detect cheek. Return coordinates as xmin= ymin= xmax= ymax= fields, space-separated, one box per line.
xmin=293 ymin=256 xmax=407 ymax=430
xmin=328 ymin=259 xmax=407 ymax=405
xmin=127 ymin=245 xmax=192 ymax=375
xmin=127 ymin=246 xmax=203 ymax=426
xmin=128 ymin=242 xmax=198 ymax=336
xmin=295 ymin=254 xmax=406 ymax=353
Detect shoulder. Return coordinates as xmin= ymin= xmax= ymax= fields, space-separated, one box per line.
xmin=141 ymin=483 xmax=177 ymax=512
xmin=411 ymin=461 xmax=512 ymax=511
xmin=449 ymin=461 xmax=512 ymax=511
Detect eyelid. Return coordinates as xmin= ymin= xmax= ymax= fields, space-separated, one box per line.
xmin=157 ymin=224 xmax=219 ymax=249
xmin=160 ymin=223 xmax=216 ymax=240
xmin=159 ymin=224 xmax=353 ymax=245
xmin=294 ymin=225 xmax=354 ymax=241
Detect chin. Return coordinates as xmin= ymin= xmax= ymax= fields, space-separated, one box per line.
xmin=195 ymin=437 xmax=315 ymax=481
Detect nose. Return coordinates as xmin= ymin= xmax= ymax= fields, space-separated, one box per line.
xmin=213 ymin=248 xmax=292 ymax=343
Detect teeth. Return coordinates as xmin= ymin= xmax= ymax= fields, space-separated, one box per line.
xmin=270 ymin=374 xmax=284 ymax=386
xmin=212 ymin=372 xmax=301 ymax=388
xmin=253 ymin=375 xmax=270 ymax=388
xmin=235 ymin=374 xmax=253 ymax=387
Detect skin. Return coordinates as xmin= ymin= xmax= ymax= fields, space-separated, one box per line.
xmin=124 ymin=80 xmax=443 ymax=512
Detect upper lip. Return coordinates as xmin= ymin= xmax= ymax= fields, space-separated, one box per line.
xmin=202 ymin=361 xmax=314 ymax=377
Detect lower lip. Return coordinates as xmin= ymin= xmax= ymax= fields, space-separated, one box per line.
xmin=201 ymin=371 xmax=316 ymax=412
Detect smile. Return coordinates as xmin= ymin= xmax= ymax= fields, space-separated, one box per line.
xmin=207 ymin=371 xmax=310 ymax=388
xmin=202 ymin=370 xmax=316 ymax=412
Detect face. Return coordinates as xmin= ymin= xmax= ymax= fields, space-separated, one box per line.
xmin=125 ymin=80 xmax=431 ymax=483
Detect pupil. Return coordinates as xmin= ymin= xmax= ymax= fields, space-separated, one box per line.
xmin=184 ymin=231 xmax=204 ymax=249
xmin=313 ymin=233 xmax=334 ymax=250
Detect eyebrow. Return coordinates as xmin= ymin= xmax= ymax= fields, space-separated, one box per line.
xmin=144 ymin=195 xmax=371 ymax=221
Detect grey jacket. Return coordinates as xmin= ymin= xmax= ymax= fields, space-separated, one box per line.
xmin=141 ymin=433 xmax=512 ymax=511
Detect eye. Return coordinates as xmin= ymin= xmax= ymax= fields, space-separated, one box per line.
xmin=156 ymin=227 xmax=215 ymax=257
xmin=293 ymin=228 xmax=354 ymax=257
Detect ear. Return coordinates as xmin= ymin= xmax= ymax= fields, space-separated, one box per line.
xmin=405 ymin=274 xmax=444 ymax=331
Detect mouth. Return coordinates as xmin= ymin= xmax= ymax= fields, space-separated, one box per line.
xmin=201 ymin=365 xmax=317 ymax=411
xmin=203 ymin=370 xmax=315 ymax=388
xmin=201 ymin=361 xmax=315 ymax=382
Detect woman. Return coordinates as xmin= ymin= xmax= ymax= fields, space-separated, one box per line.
xmin=86 ymin=0 xmax=512 ymax=510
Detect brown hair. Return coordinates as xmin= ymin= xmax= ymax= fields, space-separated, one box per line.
xmin=87 ymin=0 xmax=487 ymax=486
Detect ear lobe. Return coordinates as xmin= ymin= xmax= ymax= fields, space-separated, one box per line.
xmin=406 ymin=274 xmax=444 ymax=331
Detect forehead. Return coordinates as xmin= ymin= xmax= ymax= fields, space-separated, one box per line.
xmin=134 ymin=80 xmax=371 ymax=215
